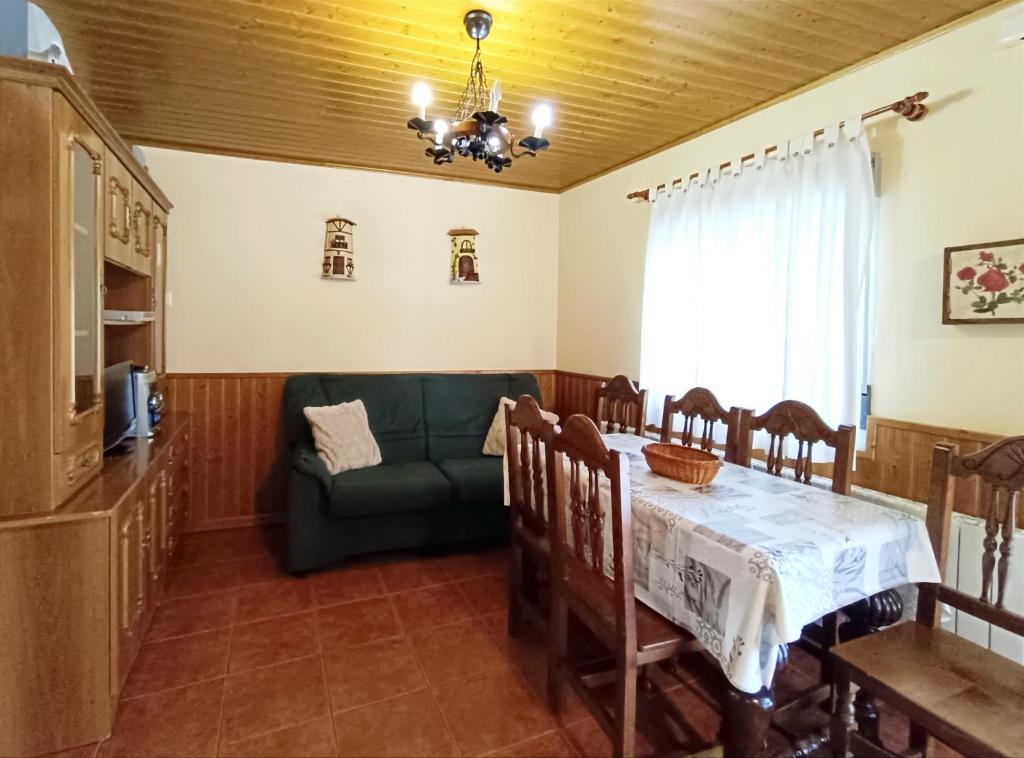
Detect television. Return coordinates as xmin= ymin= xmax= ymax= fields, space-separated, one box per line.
xmin=103 ymin=361 xmax=136 ymax=451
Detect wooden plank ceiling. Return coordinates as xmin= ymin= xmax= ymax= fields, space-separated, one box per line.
xmin=38 ymin=0 xmax=998 ymax=192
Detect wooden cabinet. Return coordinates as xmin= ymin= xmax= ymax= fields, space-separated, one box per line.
xmin=0 ymin=416 xmax=192 ymax=756
xmin=0 ymin=57 xmax=171 ymax=519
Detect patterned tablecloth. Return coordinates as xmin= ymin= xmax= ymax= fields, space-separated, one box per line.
xmin=506 ymin=433 xmax=941 ymax=694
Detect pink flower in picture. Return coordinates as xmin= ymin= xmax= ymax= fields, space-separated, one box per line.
xmin=977 ymin=267 xmax=1009 ymax=293
xmin=979 ymin=251 xmax=995 ymax=262
xmin=956 ymin=266 xmax=976 ymax=281
xmin=1019 ymin=263 xmax=1024 ymax=274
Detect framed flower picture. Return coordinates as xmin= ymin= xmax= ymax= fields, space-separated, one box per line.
xmin=943 ymin=238 xmax=1024 ymax=324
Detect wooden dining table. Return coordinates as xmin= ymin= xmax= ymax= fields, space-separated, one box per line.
xmin=506 ymin=432 xmax=942 ymax=756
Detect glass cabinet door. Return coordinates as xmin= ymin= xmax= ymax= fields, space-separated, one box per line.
xmin=153 ymin=209 xmax=168 ymax=375
xmin=71 ymin=142 xmax=101 ymax=414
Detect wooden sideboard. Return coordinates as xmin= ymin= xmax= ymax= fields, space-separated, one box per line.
xmin=0 ymin=415 xmax=191 ymax=757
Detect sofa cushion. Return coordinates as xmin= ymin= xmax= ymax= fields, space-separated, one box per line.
xmin=317 ymin=374 xmax=427 ymax=464
xmin=437 ymin=457 xmax=503 ymax=507
xmin=326 ymin=462 xmax=451 ymax=519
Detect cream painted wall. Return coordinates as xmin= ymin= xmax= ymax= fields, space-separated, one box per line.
xmin=556 ymin=8 xmax=1024 ymax=435
xmin=145 ymin=149 xmax=559 ymax=373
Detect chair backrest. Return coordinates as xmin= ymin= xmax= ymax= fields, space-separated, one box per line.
xmin=747 ymin=400 xmax=855 ymax=494
xmin=549 ymin=414 xmax=635 ymax=647
xmin=504 ymin=395 xmax=557 ymax=536
xmin=917 ymin=437 xmax=1024 ymax=638
xmin=594 ymin=375 xmax=648 ymax=436
xmin=660 ymin=387 xmax=753 ymax=464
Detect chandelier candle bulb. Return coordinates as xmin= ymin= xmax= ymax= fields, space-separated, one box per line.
xmin=411 ymin=81 xmax=432 ymax=121
xmin=432 ymin=119 xmax=448 ymax=145
xmin=532 ymin=104 xmax=552 ymax=138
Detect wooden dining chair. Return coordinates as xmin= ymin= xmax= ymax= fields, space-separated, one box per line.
xmin=659 ymin=387 xmax=752 ymax=464
xmin=745 ymin=400 xmax=857 ymax=708
xmin=594 ymin=375 xmax=648 ymax=436
xmin=745 ymin=399 xmax=856 ymax=495
xmin=504 ymin=394 xmax=558 ymax=638
xmin=830 ymin=437 xmax=1024 ymax=758
xmin=547 ymin=414 xmax=702 ymax=757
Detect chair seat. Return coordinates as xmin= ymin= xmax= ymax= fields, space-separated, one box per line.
xmin=833 ymin=621 xmax=1024 ymax=756
xmin=564 ymin=561 xmax=698 ymax=659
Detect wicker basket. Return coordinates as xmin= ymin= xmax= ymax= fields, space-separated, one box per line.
xmin=642 ymin=443 xmax=722 ymax=485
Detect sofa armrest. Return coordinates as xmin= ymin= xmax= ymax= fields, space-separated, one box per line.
xmin=292 ymin=443 xmax=331 ymax=492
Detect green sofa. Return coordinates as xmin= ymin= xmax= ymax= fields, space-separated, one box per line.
xmin=283 ymin=372 xmax=542 ymax=572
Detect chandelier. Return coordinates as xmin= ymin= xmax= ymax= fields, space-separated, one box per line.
xmin=406 ymin=10 xmax=552 ymax=173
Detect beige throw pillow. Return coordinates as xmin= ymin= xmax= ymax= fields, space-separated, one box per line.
xmin=303 ymin=400 xmax=382 ymax=475
xmin=482 ymin=397 xmax=558 ymax=456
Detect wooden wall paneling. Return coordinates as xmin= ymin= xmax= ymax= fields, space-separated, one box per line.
xmin=853 ymin=417 xmax=1008 ymax=524
xmin=190 ymin=376 xmax=209 ymax=530
xmin=238 ymin=374 xmax=255 ymax=519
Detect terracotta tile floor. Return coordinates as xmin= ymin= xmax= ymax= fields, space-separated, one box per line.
xmin=73 ymin=525 xmax=952 ymax=758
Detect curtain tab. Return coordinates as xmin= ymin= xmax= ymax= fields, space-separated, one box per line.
xmin=648 ymin=185 xmax=657 ymax=203
xmin=777 ymin=140 xmax=790 ymax=162
xmin=800 ymin=134 xmax=814 ymax=155
xmin=731 ymin=156 xmax=743 ymax=176
xmin=665 ymin=180 xmax=674 ymax=197
xmin=710 ymin=164 xmax=722 ymax=184
xmin=824 ymin=123 xmax=840 ymax=147
xmin=842 ymin=117 xmax=863 ymax=140
xmin=753 ymin=148 xmax=766 ymax=170
xmin=697 ymin=168 xmax=710 ymax=187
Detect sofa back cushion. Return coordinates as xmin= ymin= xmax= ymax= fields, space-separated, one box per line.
xmin=284 ymin=372 xmax=542 ymax=464
xmin=284 ymin=374 xmax=427 ymax=464
xmin=423 ymin=373 xmax=541 ymax=462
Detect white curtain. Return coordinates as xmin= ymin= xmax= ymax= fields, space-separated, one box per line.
xmin=639 ymin=122 xmax=876 ymax=457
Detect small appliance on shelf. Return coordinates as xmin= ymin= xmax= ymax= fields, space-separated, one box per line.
xmin=131 ymin=365 xmax=163 ymax=439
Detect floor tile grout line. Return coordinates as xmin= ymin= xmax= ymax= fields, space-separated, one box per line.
xmin=218 ymin=713 xmax=335 ymax=753
xmin=479 ymin=727 xmax=566 ymax=757
xmin=388 ymin=592 xmax=464 ymax=758
xmin=311 ymin=596 xmax=342 ymax=757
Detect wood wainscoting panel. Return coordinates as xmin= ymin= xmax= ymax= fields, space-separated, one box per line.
xmin=854 ymin=416 xmax=1012 ymax=525
xmin=553 ymin=370 xmax=611 ymax=420
xmin=164 ymin=370 xmax=555 ymax=532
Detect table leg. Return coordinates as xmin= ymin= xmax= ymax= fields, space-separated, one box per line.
xmin=720 ymin=644 xmax=784 ymax=757
xmin=839 ymin=589 xmax=903 ymax=745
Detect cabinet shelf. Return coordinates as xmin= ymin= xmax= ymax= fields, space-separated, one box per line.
xmin=103 ymin=310 xmax=155 ymax=325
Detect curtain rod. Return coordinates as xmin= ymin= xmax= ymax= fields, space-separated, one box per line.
xmin=625 ymin=91 xmax=929 ymax=202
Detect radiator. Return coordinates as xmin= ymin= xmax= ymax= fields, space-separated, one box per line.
xmin=854 ymin=486 xmax=1024 ymax=663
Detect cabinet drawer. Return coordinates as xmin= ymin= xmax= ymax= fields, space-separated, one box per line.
xmin=53 ymin=441 xmax=101 ymax=504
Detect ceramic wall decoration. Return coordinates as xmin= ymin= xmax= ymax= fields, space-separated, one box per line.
xmin=322 ymin=217 xmax=356 ymax=280
xmin=943 ymin=238 xmax=1024 ymax=323
xmin=449 ymin=228 xmax=480 ymax=284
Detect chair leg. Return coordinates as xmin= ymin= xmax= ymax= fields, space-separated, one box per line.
xmin=547 ymin=594 xmax=568 ymax=715
xmin=909 ymin=721 xmax=930 ymax=758
xmin=508 ymin=537 xmax=524 ymax=638
xmin=831 ymin=667 xmax=854 ymax=758
xmin=612 ymin=656 xmax=638 ymax=758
